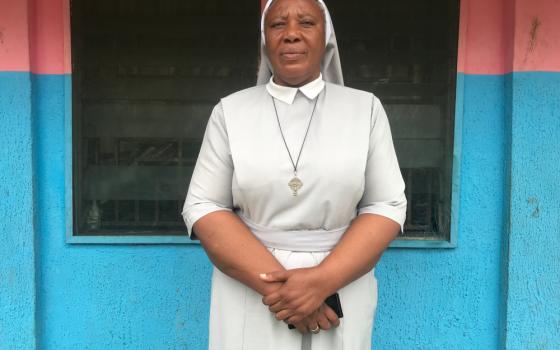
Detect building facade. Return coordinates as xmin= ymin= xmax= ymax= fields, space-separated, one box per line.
xmin=0 ymin=0 xmax=559 ymax=349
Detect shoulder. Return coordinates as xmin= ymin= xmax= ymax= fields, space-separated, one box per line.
xmin=324 ymin=84 xmax=387 ymax=131
xmin=324 ymin=83 xmax=383 ymax=117
xmin=221 ymin=84 xmax=268 ymax=107
xmin=325 ymin=83 xmax=376 ymax=102
xmin=217 ymin=85 xmax=269 ymax=129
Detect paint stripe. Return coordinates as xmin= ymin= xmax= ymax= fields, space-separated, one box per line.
xmin=2 ymin=0 xmax=559 ymax=75
xmin=0 ymin=0 xmax=70 ymax=74
xmin=30 ymin=0 xmax=71 ymax=74
xmin=0 ymin=0 xmax=31 ymax=72
xmin=457 ymin=0 xmax=510 ymax=75
xmin=458 ymin=0 xmax=560 ymax=75
xmin=513 ymin=0 xmax=560 ymax=72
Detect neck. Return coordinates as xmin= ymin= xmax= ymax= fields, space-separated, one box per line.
xmin=273 ymin=72 xmax=321 ymax=87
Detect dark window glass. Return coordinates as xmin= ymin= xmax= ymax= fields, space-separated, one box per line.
xmin=72 ymin=0 xmax=459 ymax=241
xmin=71 ymin=0 xmax=258 ymax=235
xmin=330 ymin=0 xmax=459 ymax=240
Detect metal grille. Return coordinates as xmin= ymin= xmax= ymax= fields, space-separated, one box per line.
xmin=72 ymin=0 xmax=458 ymax=239
xmin=331 ymin=0 xmax=459 ymax=240
xmin=72 ymin=0 xmax=258 ymax=235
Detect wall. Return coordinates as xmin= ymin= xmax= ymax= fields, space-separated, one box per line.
xmin=502 ymin=2 xmax=560 ymax=348
xmin=375 ymin=0 xmax=560 ymax=348
xmin=0 ymin=0 xmax=558 ymax=349
xmin=0 ymin=0 xmax=37 ymax=348
xmin=0 ymin=1 xmax=214 ymax=348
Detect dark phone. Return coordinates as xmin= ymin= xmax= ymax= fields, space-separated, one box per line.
xmin=288 ymin=293 xmax=343 ymax=329
xmin=325 ymin=293 xmax=343 ymax=318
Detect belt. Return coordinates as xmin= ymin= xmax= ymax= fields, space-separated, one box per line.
xmin=240 ymin=215 xmax=347 ymax=252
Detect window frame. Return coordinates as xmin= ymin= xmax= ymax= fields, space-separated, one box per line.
xmin=65 ymin=0 xmax=462 ymax=248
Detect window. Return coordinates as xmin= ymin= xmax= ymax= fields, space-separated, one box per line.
xmin=71 ymin=0 xmax=258 ymax=236
xmin=330 ymin=0 xmax=459 ymax=242
xmin=70 ymin=0 xmax=459 ymax=244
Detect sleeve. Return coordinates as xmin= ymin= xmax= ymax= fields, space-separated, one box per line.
xmin=182 ymin=102 xmax=234 ymax=237
xmin=358 ymin=95 xmax=407 ymax=232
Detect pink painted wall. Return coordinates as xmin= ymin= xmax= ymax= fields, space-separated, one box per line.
xmin=457 ymin=0 xmax=510 ymax=74
xmin=458 ymin=0 xmax=560 ymax=74
xmin=513 ymin=0 xmax=560 ymax=72
xmin=0 ymin=0 xmax=70 ymax=74
xmin=0 ymin=0 xmax=31 ymax=72
xmin=1 ymin=0 xmax=558 ymax=75
xmin=30 ymin=0 xmax=71 ymax=74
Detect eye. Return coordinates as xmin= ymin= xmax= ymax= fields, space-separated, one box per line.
xmin=270 ymin=21 xmax=286 ymax=29
xmin=300 ymin=19 xmax=316 ymax=28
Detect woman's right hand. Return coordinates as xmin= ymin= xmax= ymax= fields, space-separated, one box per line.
xmin=290 ymin=303 xmax=340 ymax=334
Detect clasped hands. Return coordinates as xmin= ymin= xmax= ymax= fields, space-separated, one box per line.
xmin=259 ymin=267 xmax=340 ymax=334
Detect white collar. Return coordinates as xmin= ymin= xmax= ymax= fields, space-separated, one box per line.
xmin=266 ymin=74 xmax=325 ymax=105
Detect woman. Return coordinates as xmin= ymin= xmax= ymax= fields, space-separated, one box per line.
xmin=182 ymin=0 xmax=406 ymax=349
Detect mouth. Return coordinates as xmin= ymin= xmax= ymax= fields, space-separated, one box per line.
xmin=280 ymin=50 xmax=306 ymax=60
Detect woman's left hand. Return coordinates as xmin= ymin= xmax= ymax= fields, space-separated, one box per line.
xmin=290 ymin=304 xmax=340 ymax=334
xmin=260 ymin=267 xmax=334 ymax=323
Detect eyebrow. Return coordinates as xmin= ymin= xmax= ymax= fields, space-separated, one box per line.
xmin=267 ymin=11 xmax=319 ymax=21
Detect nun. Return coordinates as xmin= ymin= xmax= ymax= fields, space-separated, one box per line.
xmin=182 ymin=0 xmax=407 ymax=349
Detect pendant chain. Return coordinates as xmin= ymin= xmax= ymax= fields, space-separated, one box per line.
xmin=271 ymin=89 xmax=321 ymax=176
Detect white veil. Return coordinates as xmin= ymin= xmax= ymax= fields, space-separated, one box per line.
xmin=256 ymin=0 xmax=344 ymax=86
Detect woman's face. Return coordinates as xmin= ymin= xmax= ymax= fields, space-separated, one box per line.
xmin=264 ymin=0 xmax=326 ymax=87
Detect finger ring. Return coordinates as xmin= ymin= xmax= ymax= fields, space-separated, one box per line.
xmin=310 ymin=325 xmax=320 ymax=334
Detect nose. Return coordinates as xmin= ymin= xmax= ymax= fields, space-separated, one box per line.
xmin=283 ymin=21 xmax=301 ymax=43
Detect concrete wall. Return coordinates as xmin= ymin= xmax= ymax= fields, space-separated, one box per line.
xmin=0 ymin=0 xmax=558 ymax=349
xmin=374 ymin=1 xmax=560 ymax=349
xmin=0 ymin=71 xmax=37 ymax=349
xmin=0 ymin=1 xmax=37 ymax=347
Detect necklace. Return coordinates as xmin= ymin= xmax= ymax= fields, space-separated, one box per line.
xmin=271 ymin=89 xmax=321 ymax=196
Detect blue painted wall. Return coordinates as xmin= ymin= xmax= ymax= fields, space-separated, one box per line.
xmin=1 ymin=71 xmax=559 ymax=349
xmin=374 ymin=74 xmax=507 ymax=349
xmin=32 ymin=75 xmax=212 ymax=349
xmin=0 ymin=72 xmax=38 ymax=350
xmin=504 ymin=72 xmax=560 ymax=349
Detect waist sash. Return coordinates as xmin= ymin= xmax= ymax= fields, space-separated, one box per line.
xmin=240 ymin=216 xmax=347 ymax=252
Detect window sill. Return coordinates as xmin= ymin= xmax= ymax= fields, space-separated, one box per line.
xmin=66 ymin=234 xmax=455 ymax=248
xmin=390 ymin=239 xmax=456 ymax=249
xmin=66 ymin=235 xmax=196 ymax=245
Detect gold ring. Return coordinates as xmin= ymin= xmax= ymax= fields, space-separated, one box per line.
xmin=310 ymin=325 xmax=320 ymax=334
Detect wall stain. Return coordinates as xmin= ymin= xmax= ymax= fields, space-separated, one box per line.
xmin=0 ymin=27 xmax=5 ymax=45
xmin=524 ymin=17 xmax=542 ymax=62
xmin=527 ymin=197 xmax=540 ymax=218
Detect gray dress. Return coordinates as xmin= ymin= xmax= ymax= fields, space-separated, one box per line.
xmin=183 ymin=77 xmax=406 ymax=349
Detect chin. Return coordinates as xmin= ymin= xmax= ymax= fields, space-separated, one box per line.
xmin=276 ymin=69 xmax=316 ymax=86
